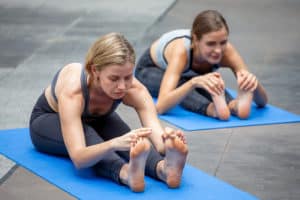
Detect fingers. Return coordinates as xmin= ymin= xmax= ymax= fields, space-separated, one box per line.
xmin=202 ymin=73 xmax=225 ymax=96
xmin=237 ymin=70 xmax=258 ymax=91
xmin=128 ymin=127 xmax=152 ymax=146
xmin=130 ymin=135 xmax=147 ymax=147
xmin=132 ymin=127 xmax=152 ymax=137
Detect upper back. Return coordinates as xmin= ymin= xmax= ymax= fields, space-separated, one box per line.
xmin=154 ymin=29 xmax=192 ymax=72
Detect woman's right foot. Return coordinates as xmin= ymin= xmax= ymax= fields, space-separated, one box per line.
xmin=211 ymin=93 xmax=230 ymax=120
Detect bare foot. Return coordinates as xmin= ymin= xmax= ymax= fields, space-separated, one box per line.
xmin=162 ymin=131 xmax=188 ymax=188
xmin=125 ymin=137 xmax=151 ymax=192
xmin=211 ymin=93 xmax=230 ymax=120
xmin=236 ymin=90 xmax=253 ymax=119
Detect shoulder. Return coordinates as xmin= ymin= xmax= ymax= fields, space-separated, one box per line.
xmin=223 ymin=42 xmax=237 ymax=56
xmin=165 ymin=38 xmax=188 ymax=60
xmin=56 ymin=63 xmax=84 ymax=99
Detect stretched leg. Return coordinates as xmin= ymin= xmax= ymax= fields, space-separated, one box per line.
xmin=179 ymin=86 xmax=229 ymax=120
xmin=156 ymin=128 xmax=188 ymax=188
xmin=91 ymin=112 xmax=152 ymax=192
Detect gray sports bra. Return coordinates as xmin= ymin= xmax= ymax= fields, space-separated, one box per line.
xmin=50 ymin=66 xmax=121 ymax=118
xmin=154 ymin=29 xmax=220 ymax=74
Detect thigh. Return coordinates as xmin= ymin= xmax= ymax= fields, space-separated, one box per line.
xmin=30 ymin=112 xmax=68 ymax=156
xmin=89 ymin=112 xmax=130 ymax=140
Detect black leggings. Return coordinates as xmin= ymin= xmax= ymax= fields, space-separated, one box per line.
xmin=29 ymin=93 xmax=163 ymax=184
xmin=135 ymin=48 xmax=234 ymax=115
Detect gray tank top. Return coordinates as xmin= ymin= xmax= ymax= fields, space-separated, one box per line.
xmin=155 ymin=29 xmax=192 ymax=72
xmin=50 ymin=66 xmax=121 ymax=118
xmin=154 ymin=29 xmax=220 ymax=74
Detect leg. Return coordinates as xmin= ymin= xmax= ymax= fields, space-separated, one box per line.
xmin=91 ymin=112 xmax=152 ymax=192
xmin=179 ymin=87 xmax=230 ymax=120
xmin=29 ymin=94 xmax=68 ymax=156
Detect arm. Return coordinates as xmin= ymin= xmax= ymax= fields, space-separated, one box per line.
xmin=57 ymin=67 xmax=150 ymax=169
xmin=155 ymin=45 xmax=193 ymax=114
xmin=155 ymin=41 xmax=225 ymax=114
xmin=123 ymin=78 xmax=166 ymax=154
xmin=220 ymin=42 xmax=268 ymax=107
xmin=58 ymin=89 xmax=118 ymax=169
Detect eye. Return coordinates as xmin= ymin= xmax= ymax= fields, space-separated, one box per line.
xmin=109 ymin=76 xmax=119 ymax=82
xmin=220 ymin=40 xmax=228 ymax=45
xmin=206 ymin=41 xmax=216 ymax=47
xmin=125 ymin=75 xmax=133 ymax=81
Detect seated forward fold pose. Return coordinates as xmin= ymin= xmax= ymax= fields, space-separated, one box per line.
xmin=135 ymin=10 xmax=268 ymax=120
xmin=29 ymin=32 xmax=188 ymax=192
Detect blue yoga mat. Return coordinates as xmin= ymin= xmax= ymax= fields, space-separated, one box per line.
xmin=0 ymin=128 xmax=258 ymax=200
xmin=155 ymin=90 xmax=300 ymax=131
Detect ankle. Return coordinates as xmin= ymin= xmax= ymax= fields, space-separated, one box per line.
xmin=119 ymin=164 xmax=129 ymax=185
xmin=156 ymin=160 xmax=166 ymax=182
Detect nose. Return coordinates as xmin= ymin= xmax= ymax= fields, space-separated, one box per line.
xmin=117 ymin=79 xmax=126 ymax=90
xmin=214 ymin=45 xmax=222 ymax=54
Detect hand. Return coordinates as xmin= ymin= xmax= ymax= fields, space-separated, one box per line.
xmin=191 ymin=72 xmax=225 ymax=96
xmin=162 ymin=127 xmax=187 ymax=144
xmin=111 ymin=127 xmax=152 ymax=151
xmin=237 ymin=70 xmax=258 ymax=92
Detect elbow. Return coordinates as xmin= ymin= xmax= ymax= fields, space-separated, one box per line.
xmin=72 ymin=158 xmax=85 ymax=169
xmin=156 ymin=104 xmax=166 ymax=115
xmin=256 ymin=96 xmax=268 ymax=108
xmin=70 ymin=152 xmax=86 ymax=169
xmin=257 ymin=101 xmax=267 ymax=108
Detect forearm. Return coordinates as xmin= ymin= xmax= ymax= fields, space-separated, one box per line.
xmin=156 ymin=80 xmax=194 ymax=114
xmin=71 ymin=140 xmax=115 ymax=169
xmin=253 ymin=83 xmax=268 ymax=107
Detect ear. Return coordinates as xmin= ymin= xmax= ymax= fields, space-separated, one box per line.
xmin=191 ymin=33 xmax=198 ymax=49
xmin=192 ymin=33 xmax=198 ymax=41
xmin=91 ymin=64 xmax=97 ymax=73
xmin=90 ymin=65 xmax=100 ymax=80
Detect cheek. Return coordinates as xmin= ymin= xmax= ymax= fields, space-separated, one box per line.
xmin=200 ymin=47 xmax=212 ymax=57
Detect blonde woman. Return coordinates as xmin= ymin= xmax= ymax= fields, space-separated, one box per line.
xmin=135 ymin=10 xmax=268 ymax=120
xmin=29 ymin=33 xmax=188 ymax=192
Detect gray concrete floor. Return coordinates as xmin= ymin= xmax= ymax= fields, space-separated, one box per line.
xmin=1 ymin=0 xmax=300 ymax=199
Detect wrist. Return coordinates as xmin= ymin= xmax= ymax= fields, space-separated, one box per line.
xmin=189 ymin=78 xmax=196 ymax=89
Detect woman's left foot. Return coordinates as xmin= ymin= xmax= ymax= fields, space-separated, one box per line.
xmin=163 ymin=131 xmax=188 ymax=188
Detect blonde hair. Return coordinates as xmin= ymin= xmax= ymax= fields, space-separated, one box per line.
xmin=85 ymin=32 xmax=135 ymax=76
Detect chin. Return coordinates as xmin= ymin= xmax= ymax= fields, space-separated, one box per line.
xmin=209 ymin=58 xmax=221 ymax=65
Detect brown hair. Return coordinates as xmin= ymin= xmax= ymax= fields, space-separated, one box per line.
xmin=85 ymin=32 xmax=135 ymax=76
xmin=191 ymin=10 xmax=229 ymax=41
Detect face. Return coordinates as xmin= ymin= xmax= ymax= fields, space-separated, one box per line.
xmin=194 ymin=27 xmax=228 ymax=64
xmin=96 ymin=62 xmax=134 ymax=99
